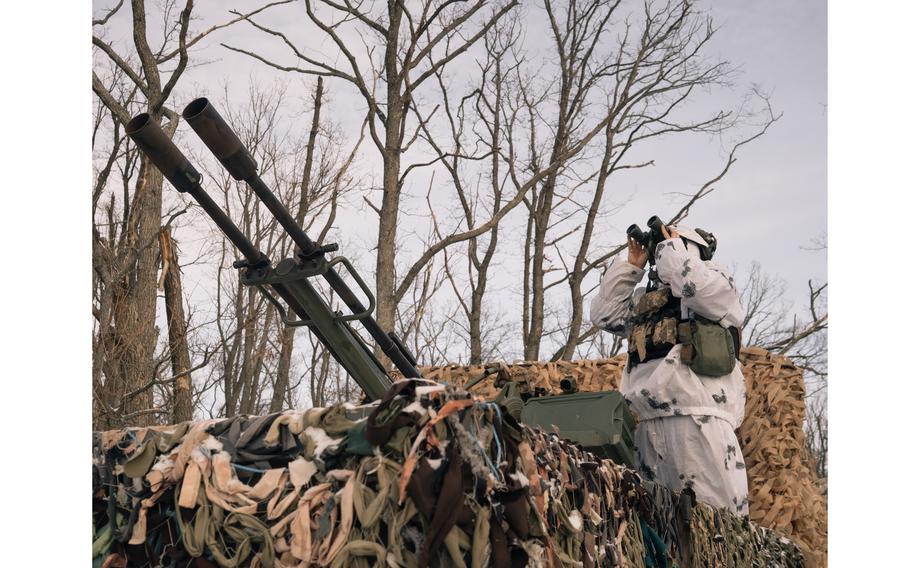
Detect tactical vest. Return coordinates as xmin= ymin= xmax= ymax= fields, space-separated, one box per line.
xmin=628 ymin=287 xmax=741 ymax=376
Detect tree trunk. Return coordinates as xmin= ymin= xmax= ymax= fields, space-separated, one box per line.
xmin=272 ymin=77 xmax=323 ymax=412
xmin=468 ymin=214 xmax=499 ymax=364
xmin=524 ymin=79 xmax=571 ymax=360
xmin=375 ymin=6 xmax=404 ymax=340
xmin=272 ymin=326 xmax=296 ymax=413
xmin=223 ymin=282 xmax=248 ymax=417
xmin=375 ymin=160 xmax=400 ymax=334
xmin=467 ymin=60 xmax=504 ymax=364
xmin=113 ymin=158 xmax=163 ymax=427
xmin=522 ymin=209 xmax=534 ymax=358
xmin=525 ymin=155 xmax=562 ymax=360
xmin=561 ymin=131 xmax=613 ymax=359
xmin=237 ymin=287 xmax=259 ymax=415
xmin=241 ymin=307 xmax=273 ymax=415
xmin=159 ymin=226 xmax=194 ymax=423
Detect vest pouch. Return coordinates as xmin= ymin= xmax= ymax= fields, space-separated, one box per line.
xmin=684 ymin=319 xmax=736 ymax=377
xmin=627 ymin=287 xmax=682 ymax=367
xmin=630 ymin=323 xmax=652 ymax=362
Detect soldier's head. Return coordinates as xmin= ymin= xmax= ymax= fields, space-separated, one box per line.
xmin=674 ymin=226 xmax=717 ymax=261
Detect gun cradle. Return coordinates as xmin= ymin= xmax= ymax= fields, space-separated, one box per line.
xmin=240 ymin=256 xmax=392 ymax=402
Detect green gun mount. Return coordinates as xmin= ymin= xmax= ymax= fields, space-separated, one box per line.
xmin=126 ymin=99 xmax=421 ymax=402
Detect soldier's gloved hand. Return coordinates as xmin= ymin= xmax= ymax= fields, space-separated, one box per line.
xmin=627 ymin=236 xmax=648 ymax=269
xmin=661 ymin=225 xmax=680 ymax=240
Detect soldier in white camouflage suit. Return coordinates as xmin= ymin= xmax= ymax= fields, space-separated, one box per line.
xmin=590 ymin=224 xmax=749 ymax=516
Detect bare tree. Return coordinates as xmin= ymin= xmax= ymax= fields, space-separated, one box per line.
xmin=397 ymin=250 xmax=451 ymax=362
xmin=196 ymin=82 xmax=364 ymax=416
xmin=91 ymin=0 xmax=286 ymax=428
xmin=519 ymin=0 xmax=773 ymax=361
xmin=158 ymin=226 xmax=194 ymax=422
xmin=739 ymin=262 xmax=828 ymax=384
xmin=804 ymin=396 xmax=827 ymax=480
xmin=421 ymin=16 xmax=522 ymax=364
xmin=92 ymin=0 xmax=198 ymax=428
xmin=223 ymin=0 xmax=521 ymax=344
xmin=387 ymin=9 xmax=671 ymax=364
xmin=740 ymin=262 xmax=790 ymax=346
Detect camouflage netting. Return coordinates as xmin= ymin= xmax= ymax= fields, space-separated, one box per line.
xmin=93 ymin=378 xmax=804 ymax=567
xmin=419 ymin=347 xmax=827 ymax=568
xmin=737 ymin=349 xmax=827 ymax=568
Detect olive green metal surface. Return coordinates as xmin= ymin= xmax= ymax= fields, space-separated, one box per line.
xmin=522 ymin=390 xmax=636 ymax=467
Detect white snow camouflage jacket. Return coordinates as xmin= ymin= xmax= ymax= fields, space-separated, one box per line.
xmin=589 ymin=237 xmax=746 ymax=427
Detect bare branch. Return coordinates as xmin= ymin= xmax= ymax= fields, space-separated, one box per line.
xmin=93 ymin=0 xmax=125 ymax=27
xmin=156 ymin=0 xmax=295 ymax=63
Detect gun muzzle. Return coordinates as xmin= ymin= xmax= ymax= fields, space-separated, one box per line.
xmin=183 ymin=97 xmax=258 ymax=181
xmin=559 ymin=377 xmax=579 ymax=394
xmin=125 ymin=114 xmax=201 ymax=193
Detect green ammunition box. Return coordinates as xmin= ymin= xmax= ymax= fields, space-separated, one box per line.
xmin=522 ymin=391 xmax=636 ymax=467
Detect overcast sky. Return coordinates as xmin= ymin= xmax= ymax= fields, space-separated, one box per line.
xmin=663 ymin=0 xmax=827 ymax=296
xmin=96 ymin=0 xmax=826 ymax=359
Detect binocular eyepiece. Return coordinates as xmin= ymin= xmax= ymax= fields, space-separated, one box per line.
xmin=626 ymin=215 xmax=667 ymax=248
xmin=626 ymin=224 xmax=647 ymax=246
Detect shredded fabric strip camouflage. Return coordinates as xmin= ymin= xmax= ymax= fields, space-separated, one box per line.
xmin=93 ymin=379 xmax=805 ymax=567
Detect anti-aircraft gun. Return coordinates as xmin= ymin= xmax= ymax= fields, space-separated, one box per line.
xmin=127 ymin=99 xmax=420 ymax=402
xmin=126 ymin=99 xmax=635 ymax=467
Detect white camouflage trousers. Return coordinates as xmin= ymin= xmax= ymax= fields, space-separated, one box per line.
xmin=635 ymin=414 xmax=749 ymax=516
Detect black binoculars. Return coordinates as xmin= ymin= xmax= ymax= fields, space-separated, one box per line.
xmin=626 ymin=215 xmax=667 ymax=250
